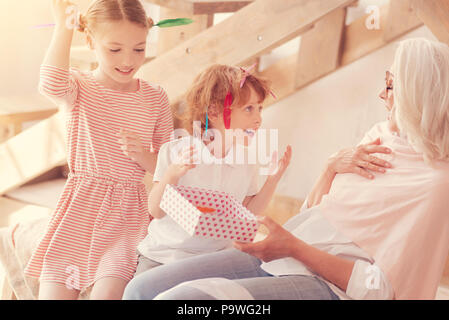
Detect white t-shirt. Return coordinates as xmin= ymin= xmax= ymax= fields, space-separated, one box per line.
xmin=138 ymin=136 xmax=260 ymax=264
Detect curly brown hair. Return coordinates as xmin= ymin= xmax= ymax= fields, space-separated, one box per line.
xmin=181 ymin=64 xmax=272 ymax=135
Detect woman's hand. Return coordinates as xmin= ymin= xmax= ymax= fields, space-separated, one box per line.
xmin=327 ymin=137 xmax=392 ymax=179
xmin=233 ymin=216 xmax=299 ymax=262
xmin=266 ymin=145 xmax=292 ymax=182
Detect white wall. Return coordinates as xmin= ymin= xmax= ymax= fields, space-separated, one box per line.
xmin=262 ymin=26 xmax=437 ymax=200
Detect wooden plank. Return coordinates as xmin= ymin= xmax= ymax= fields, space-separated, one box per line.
xmin=342 ymin=2 xmax=422 ymax=65
xmin=157 ymin=7 xmax=212 ymax=55
xmin=144 ymin=0 xmax=253 ymax=15
xmin=5 ymin=178 xmax=66 ymax=210
xmin=260 ymin=3 xmax=423 ymax=108
xmin=138 ymin=0 xmax=358 ymax=105
xmin=295 ymin=8 xmax=347 ymax=89
xmin=0 ymin=95 xmax=57 ymax=125
xmin=0 ymin=197 xmax=52 ymax=228
xmin=384 ymin=0 xmax=422 ymax=42
xmin=0 ymin=112 xmax=66 ymax=196
xmin=413 ymin=0 xmax=449 ymax=45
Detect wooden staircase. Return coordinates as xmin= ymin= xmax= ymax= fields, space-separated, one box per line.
xmin=0 ymin=0 xmax=430 ymax=195
xmin=1 ymin=0 xmax=449 ymax=299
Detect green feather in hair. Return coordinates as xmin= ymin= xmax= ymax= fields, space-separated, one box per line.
xmin=155 ymin=18 xmax=194 ymax=28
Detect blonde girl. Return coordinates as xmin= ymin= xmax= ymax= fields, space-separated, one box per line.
xmin=25 ymin=0 xmax=174 ymax=300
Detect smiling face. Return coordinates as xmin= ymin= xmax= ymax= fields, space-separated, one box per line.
xmin=229 ymin=87 xmax=263 ymax=145
xmin=379 ymin=70 xmax=399 ymax=134
xmin=208 ymin=86 xmax=263 ymax=148
xmin=87 ymin=20 xmax=148 ymax=90
xmin=379 ymin=70 xmax=394 ymax=112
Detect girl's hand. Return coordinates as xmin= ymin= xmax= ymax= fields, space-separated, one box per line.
xmin=267 ymin=145 xmax=292 ymax=182
xmin=327 ymin=137 xmax=393 ymax=179
xmin=234 ymin=216 xmax=299 ymax=262
xmin=52 ymin=0 xmax=77 ymax=29
xmin=165 ymin=145 xmax=198 ymax=182
xmin=118 ymin=129 xmax=149 ymax=162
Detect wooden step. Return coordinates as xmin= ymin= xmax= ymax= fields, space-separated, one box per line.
xmin=0 ymin=95 xmax=58 ymax=143
xmin=413 ymin=0 xmax=449 ymax=45
xmin=138 ymin=0 xmax=357 ymax=105
xmin=5 ymin=178 xmax=66 ymax=211
xmin=0 ymin=95 xmax=57 ymax=126
xmin=260 ymin=0 xmax=423 ymax=107
xmin=144 ymin=0 xmax=253 ymax=15
xmin=0 ymin=196 xmax=52 ymax=228
xmin=0 ymin=112 xmax=66 ymax=196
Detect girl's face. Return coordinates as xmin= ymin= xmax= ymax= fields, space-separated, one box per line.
xmin=230 ymin=87 xmax=263 ymax=146
xmin=209 ymin=87 xmax=263 ymax=148
xmin=87 ymin=20 xmax=148 ymax=89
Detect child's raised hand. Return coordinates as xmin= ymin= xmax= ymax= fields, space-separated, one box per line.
xmin=166 ymin=145 xmax=198 ymax=182
xmin=52 ymin=0 xmax=77 ymax=28
xmin=117 ymin=129 xmax=149 ymax=162
xmin=267 ymin=145 xmax=292 ymax=182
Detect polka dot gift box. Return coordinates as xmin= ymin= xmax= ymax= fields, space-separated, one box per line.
xmin=160 ymin=184 xmax=260 ymax=243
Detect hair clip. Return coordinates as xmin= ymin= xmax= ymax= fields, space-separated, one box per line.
xmin=239 ymin=63 xmax=277 ymax=99
xmin=239 ymin=63 xmax=257 ymax=88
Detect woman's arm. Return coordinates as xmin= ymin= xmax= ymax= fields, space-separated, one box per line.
xmin=235 ymin=216 xmax=354 ymax=291
xmin=306 ymin=138 xmax=393 ymax=209
xmin=235 ymin=216 xmax=394 ymax=298
xmin=291 ymin=237 xmax=354 ymax=292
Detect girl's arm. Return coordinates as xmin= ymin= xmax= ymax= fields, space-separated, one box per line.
xmin=44 ymin=0 xmax=76 ymax=69
xmin=244 ymin=146 xmax=292 ymax=215
xmin=134 ymin=149 xmax=158 ymax=174
xmin=148 ymin=145 xmax=197 ymax=219
xmin=243 ymin=176 xmax=279 ymax=216
xmin=39 ymin=1 xmax=79 ymax=111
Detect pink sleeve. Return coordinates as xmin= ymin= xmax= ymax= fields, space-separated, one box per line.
xmin=151 ymin=87 xmax=174 ymax=152
xmin=38 ymin=64 xmax=79 ymax=111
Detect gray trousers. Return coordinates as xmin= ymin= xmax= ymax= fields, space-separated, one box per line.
xmin=125 ymin=249 xmax=339 ymax=300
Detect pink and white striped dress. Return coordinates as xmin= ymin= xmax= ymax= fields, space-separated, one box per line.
xmin=24 ymin=65 xmax=174 ymax=290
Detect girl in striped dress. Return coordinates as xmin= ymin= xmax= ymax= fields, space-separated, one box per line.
xmin=24 ymin=0 xmax=174 ymax=300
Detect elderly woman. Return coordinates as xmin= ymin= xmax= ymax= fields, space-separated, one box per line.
xmin=123 ymin=38 xmax=449 ymax=300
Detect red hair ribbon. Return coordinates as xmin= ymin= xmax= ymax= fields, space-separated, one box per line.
xmin=223 ymin=90 xmax=233 ymax=129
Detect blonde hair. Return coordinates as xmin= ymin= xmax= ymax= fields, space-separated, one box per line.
xmin=77 ymin=0 xmax=153 ymax=34
xmin=181 ymin=64 xmax=272 ymax=135
xmin=391 ymin=38 xmax=449 ymax=163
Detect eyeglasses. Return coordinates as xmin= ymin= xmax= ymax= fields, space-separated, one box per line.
xmin=385 ymin=71 xmax=394 ymax=92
